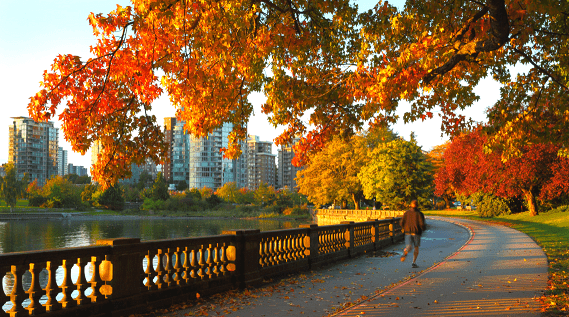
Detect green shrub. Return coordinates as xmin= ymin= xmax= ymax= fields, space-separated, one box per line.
xmin=471 ymin=192 xmax=512 ymax=217
xmin=548 ymin=205 xmax=569 ymax=213
xmin=142 ymin=198 xmax=165 ymax=211
xmin=28 ymin=195 xmax=47 ymax=207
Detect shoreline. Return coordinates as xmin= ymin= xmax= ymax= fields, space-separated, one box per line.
xmin=0 ymin=211 xmax=313 ymax=222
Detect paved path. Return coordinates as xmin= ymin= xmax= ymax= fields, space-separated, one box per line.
xmin=336 ymin=217 xmax=548 ymax=317
xmin=158 ymin=217 xmax=547 ymax=317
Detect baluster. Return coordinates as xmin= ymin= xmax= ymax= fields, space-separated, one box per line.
xmin=278 ymin=237 xmax=284 ymax=263
xmin=197 ymin=246 xmax=205 ymax=279
xmin=26 ymin=262 xmax=46 ymax=315
xmin=265 ymin=238 xmax=273 ymax=266
xmin=74 ymin=257 xmax=89 ymax=305
xmin=163 ymin=248 xmax=172 ymax=287
xmin=189 ymin=249 xmax=197 ymax=279
xmin=286 ymin=236 xmax=292 ymax=261
xmin=173 ymin=247 xmax=182 ymax=286
xmin=276 ymin=237 xmax=283 ymax=263
xmin=143 ymin=251 xmax=156 ymax=291
xmin=219 ymin=244 xmax=227 ymax=275
xmin=263 ymin=239 xmax=270 ymax=266
xmin=259 ymin=239 xmax=266 ymax=267
xmin=43 ymin=261 xmax=61 ymax=312
xmin=88 ymin=256 xmax=103 ymax=303
xmin=1 ymin=265 xmax=10 ymax=317
xmin=212 ymin=244 xmax=219 ymax=277
xmin=8 ymin=265 xmax=27 ymax=316
xmin=181 ymin=247 xmax=191 ymax=284
xmin=291 ymin=235 xmax=298 ymax=260
xmin=155 ymin=250 xmax=164 ymax=289
xmin=205 ymin=244 xmax=213 ymax=279
xmin=59 ymin=259 xmax=77 ymax=309
xmin=291 ymin=235 xmax=297 ymax=261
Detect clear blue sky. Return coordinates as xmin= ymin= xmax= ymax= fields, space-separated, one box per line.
xmin=0 ymin=0 xmax=495 ymax=171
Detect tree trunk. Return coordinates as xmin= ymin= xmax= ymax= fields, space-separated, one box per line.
xmin=443 ymin=196 xmax=450 ymax=209
xmin=522 ymin=189 xmax=538 ymax=216
xmin=352 ymin=193 xmax=359 ymax=210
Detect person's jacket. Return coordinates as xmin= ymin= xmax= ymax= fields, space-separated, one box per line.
xmin=400 ymin=207 xmax=426 ymax=235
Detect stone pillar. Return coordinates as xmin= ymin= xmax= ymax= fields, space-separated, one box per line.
xmin=96 ymin=238 xmax=142 ymax=299
xmin=341 ymin=221 xmax=355 ymax=257
xmin=299 ymin=224 xmax=318 ymax=269
xmin=222 ymin=229 xmax=261 ymax=288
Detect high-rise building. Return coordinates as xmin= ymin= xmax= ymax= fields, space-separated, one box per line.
xmin=163 ymin=119 xmax=247 ymax=191
xmin=189 ymin=122 xmax=236 ymax=190
xmin=277 ymin=138 xmax=303 ymax=191
xmin=57 ymin=147 xmax=68 ymax=176
xmin=67 ymin=164 xmax=88 ymax=176
xmin=8 ymin=117 xmax=59 ymax=186
xmin=163 ymin=117 xmax=190 ymax=186
xmin=246 ymin=135 xmax=276 ymax=190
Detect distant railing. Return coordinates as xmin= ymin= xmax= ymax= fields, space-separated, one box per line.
xmin=315 ymin=209 xmax=405 ymax=225
xmin=0 ymin=218 xmax=403 ymax=317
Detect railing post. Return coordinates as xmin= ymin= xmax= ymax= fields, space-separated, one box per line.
xmin=341 ymin=221 xmax=355 ymax=257
xmin=96 ymin=238 xmax=142 ymax=299
xmin=299 ymin=224 xmax=319 ymax=269
xmin=389 ymin=218 xmax=403 ymax=244
xmin=222 ymin=229 xmax=261 ymax=288
xmin=370 ymin=219 xmax=380 ymax=250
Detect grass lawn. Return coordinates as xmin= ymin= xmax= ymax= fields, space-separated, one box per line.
xmin=424 ymin=209 xmax=569 ymax=315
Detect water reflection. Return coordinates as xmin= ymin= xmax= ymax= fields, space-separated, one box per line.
xmin=0 ymin=217 xmax=311 ymax=253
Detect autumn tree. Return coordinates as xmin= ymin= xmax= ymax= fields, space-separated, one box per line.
xmin=435 ymin=129 xmax=569 ymax=216
xmin=216 ymin=182 xmax=239 ymax=204
xmin=29 ymin=0 xmax=569 ymax=187
xmin=297 ymin=135 xmax=366 ymax=209
xmin=359 ymin=135 xmax=434 ymax=210
xmin=428 ymin=142 xmax=455 ymax=209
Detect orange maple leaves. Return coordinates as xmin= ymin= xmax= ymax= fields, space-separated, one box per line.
xmin=28 ymin=0 xmax=569 ymax=186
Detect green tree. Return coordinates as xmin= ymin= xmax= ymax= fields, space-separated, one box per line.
xmin=137 ymin=170 xmax=153 ymax=190
xmin=359 ymin=136 xmax=434 ymax=210
xmin=96 ymin=185 xmax=125 ymax=211
xmin=0 ymin=163 xmax=24 ymax=212
xmin=176 ymin=180 xmax=188 ymax=191
xmin=151 ymin=172 xmax=169 ymax=201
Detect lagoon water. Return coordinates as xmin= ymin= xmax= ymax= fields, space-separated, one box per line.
xmin=0 ymin=216 xmax=313 ymax=253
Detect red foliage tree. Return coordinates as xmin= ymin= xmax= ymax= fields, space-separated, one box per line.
xmin=435 ymin=129 xmax=569 ymax=216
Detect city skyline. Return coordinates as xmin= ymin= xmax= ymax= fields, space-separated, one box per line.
xmin=1 ymin=0 xmax=495 ymax=173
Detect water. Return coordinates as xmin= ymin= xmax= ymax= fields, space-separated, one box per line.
xmin=0 ymin=216 xmax=312 ymax=312
xmin=0 ymin=216 xmax=312 ymax=253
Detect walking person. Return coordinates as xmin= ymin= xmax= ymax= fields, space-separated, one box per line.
xmin=400 ymin=200 xmax=426 ymax=268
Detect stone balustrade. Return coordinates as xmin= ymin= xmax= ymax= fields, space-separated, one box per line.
xmin=0 ymin=218 xmax=403 ymax=317
xmin=315 ymin=209 xmax=405 ymax=225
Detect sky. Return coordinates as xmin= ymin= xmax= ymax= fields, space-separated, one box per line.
xmin=0 ymin=0 xmax=497 ymax=173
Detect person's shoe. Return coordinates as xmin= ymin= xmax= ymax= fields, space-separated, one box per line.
xmin=412 ymin=263 xmax=419 ymax=268
xmin=401 ymin=250 xmax=408 ymax=262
